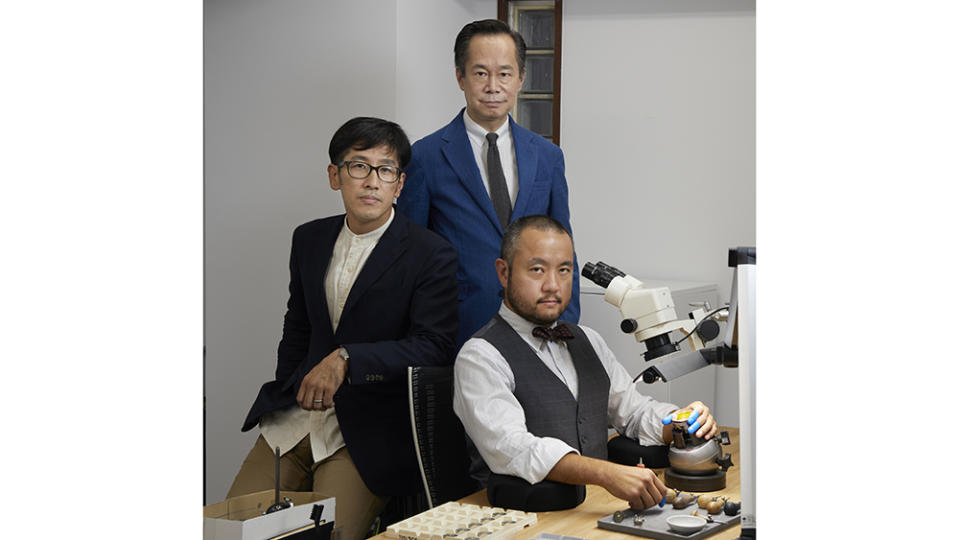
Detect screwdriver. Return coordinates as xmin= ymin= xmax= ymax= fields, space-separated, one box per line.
xmin=637 ymin=458 xmax=666 ymax=508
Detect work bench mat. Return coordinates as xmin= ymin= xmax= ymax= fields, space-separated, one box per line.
xmin=597 ymin=506 xmax=739 ymax=540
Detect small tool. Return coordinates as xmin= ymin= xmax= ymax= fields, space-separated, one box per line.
xmin=706 ymin=499 xmax=724 ymax=515
xmin=691 ymin=510 xmax=715 ymax=524
xmin=698 ymin=496 xmax=725 ymax=514
xmin=637 ymin=457 xmax=666 ymax=508
xmin=264 ymin=446 xmax=292 ymax=514
xmin=672 ymin=493 xmax=699 ymax=509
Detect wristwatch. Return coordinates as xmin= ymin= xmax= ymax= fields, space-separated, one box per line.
xmin=339 ymin=347 xmax=351 ymax=384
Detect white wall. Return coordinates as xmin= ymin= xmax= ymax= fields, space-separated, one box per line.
xmin=562 ymin=0 xmax=755 ymax=426
xmin=395 ymin=0 xmax=495 ymax=141
xmin=205 ymin=0 xmax=753 ymax=503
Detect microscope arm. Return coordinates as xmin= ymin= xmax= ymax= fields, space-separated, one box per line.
xmin=639 ymin=344 xmax=738 ymax=383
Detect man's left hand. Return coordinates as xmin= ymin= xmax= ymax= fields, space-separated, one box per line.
xmin=663 ymin=401 xmax=718 ymax=441
xmin=296 ymin=348 xmax=348 ymax=411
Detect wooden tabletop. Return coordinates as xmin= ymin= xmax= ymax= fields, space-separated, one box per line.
xmin=373 ymin=428 xmax=742 ymax=540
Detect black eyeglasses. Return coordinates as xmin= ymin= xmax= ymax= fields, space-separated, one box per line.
xmin=336 ymin=160 xmax=402 ymax=183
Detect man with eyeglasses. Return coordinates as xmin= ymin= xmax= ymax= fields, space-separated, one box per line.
xmin=397 ymin=19 xmax=579 ymax=348
xmin=228 ymin=117 xmax=459 ymax=540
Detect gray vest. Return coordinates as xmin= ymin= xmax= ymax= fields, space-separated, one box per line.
xmin=475 ymin=314 xmax=610 ymax=460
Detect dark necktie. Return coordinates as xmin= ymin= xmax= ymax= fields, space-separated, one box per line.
xmin=532 ymin=323 xmax=575 ymax=342
xmin=486 ymin=132 xmax=512 ymax=229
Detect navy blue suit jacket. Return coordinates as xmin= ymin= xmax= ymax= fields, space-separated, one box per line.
xmin=241 ymin=210 xmax=459 ymax=496
xmin=397 ymin=110 xmax=580 ymax=347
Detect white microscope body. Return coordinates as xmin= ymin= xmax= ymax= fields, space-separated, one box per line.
xmin=601 ymin=272 xmax=708 ymax=350
xmin=582 ymin=261 xmax=718 ymax=379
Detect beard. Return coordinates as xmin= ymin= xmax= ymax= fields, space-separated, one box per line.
xmin=504 ymin=272 xmax=569 ymax=326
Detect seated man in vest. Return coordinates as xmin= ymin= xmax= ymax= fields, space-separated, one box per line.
xmin=228 ymin=117 xmax=460 ymax=540
xmin=453 ymin=215 xmax=718 ymax=510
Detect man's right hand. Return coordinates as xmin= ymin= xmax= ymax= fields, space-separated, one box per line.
xmin=296 ymin=348 xmax=348 ymax=411
xmin=600 ymin=461 xmax=668 ymax=510
xmin=547 ymin=452 xmax=667 ymax=510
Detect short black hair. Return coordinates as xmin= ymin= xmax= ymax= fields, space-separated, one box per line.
xmin=454 ymin=19 xmax=527 ymax=76
xmin=328 ymin=117 xmax=412 ymax=168
xmin=500 ymin=215 xmax=572 ymax=264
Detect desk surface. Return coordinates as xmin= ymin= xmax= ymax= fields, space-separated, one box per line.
xmin=374 ymin=428 xmax=741 ymax=540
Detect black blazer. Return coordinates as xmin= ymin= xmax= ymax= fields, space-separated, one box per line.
xmin=241 ymin=210 xmax=459 ymax=496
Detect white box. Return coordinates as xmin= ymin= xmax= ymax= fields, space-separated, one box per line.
xmin=203 ymin=490 xmax=335 ymax=540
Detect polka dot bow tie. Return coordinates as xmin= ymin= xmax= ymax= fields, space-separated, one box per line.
xmin=532 ymin=323 xmax=575 ymax=342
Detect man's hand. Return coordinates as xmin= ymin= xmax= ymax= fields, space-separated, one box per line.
xmin=600 ymin=461 xmax=667 ymax=510
xmin=663 ymin=400 xmax=718 ymax=442
xmin=547 ymin=453 xmax=666 ymax=510
xmin=296 ymin=348 xmax=348 ymax=411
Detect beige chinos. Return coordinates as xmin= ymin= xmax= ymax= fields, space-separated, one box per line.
xmin=227 ymin=435 xmax=388 ymax=540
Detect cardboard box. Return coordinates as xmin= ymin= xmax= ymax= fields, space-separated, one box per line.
xmin=203 ymin=490 xmax=335 ymax=540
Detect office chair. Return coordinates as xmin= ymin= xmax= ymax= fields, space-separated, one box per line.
xmin=607 ymin=435 xmax=669 ymax=467
xmin=407 ymin=365 xmax=476 ymax=508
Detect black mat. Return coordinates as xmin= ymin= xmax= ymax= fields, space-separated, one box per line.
xmin=597 ymin=505 xmax=739 ymax=540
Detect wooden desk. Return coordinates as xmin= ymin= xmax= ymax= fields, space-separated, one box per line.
xmin=374 ymin=428 xmax=742 ymax=539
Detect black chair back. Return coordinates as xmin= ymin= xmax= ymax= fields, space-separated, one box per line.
xmin=408 ymin=365 xmax=477 ymax=507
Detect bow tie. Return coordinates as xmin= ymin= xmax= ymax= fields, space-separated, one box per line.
xmin=532 ymin=323 xmax=575 ymax=342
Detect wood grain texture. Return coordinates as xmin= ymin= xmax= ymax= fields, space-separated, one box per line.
xmin=372 ymin=428 xmax=742 ymax=539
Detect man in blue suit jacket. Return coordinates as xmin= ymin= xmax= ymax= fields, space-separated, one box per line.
xmin=229 ymin=117 xmax=459 ymax=540
xmin=398 ymin=19 xmax=579 ymax=347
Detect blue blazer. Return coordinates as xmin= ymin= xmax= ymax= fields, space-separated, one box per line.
xmin=241 ymin=210 xmax=459 ymax=496
xmin=398 ymin=110 xmax=580 ymax=347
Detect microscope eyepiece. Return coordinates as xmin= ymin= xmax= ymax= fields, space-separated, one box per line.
xmin=582 ymin=261 xmax=626 ymax=288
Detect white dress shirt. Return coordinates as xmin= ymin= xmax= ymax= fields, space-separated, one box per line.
xmin=463 ymin=110 xmax=519 ymax=208
xmin=453 ymin=303 xmax=678 ymax=485
xmin=259 ymin=210 xmax=395 ymax=462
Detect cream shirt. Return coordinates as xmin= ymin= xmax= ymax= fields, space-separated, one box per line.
xmin=259 ymin=210 xmax=395 ymax=462
xmin=463 ymin=110 xmax=519 ymax=208
xmin=453 ymin=303 xmax=678 ymax=485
